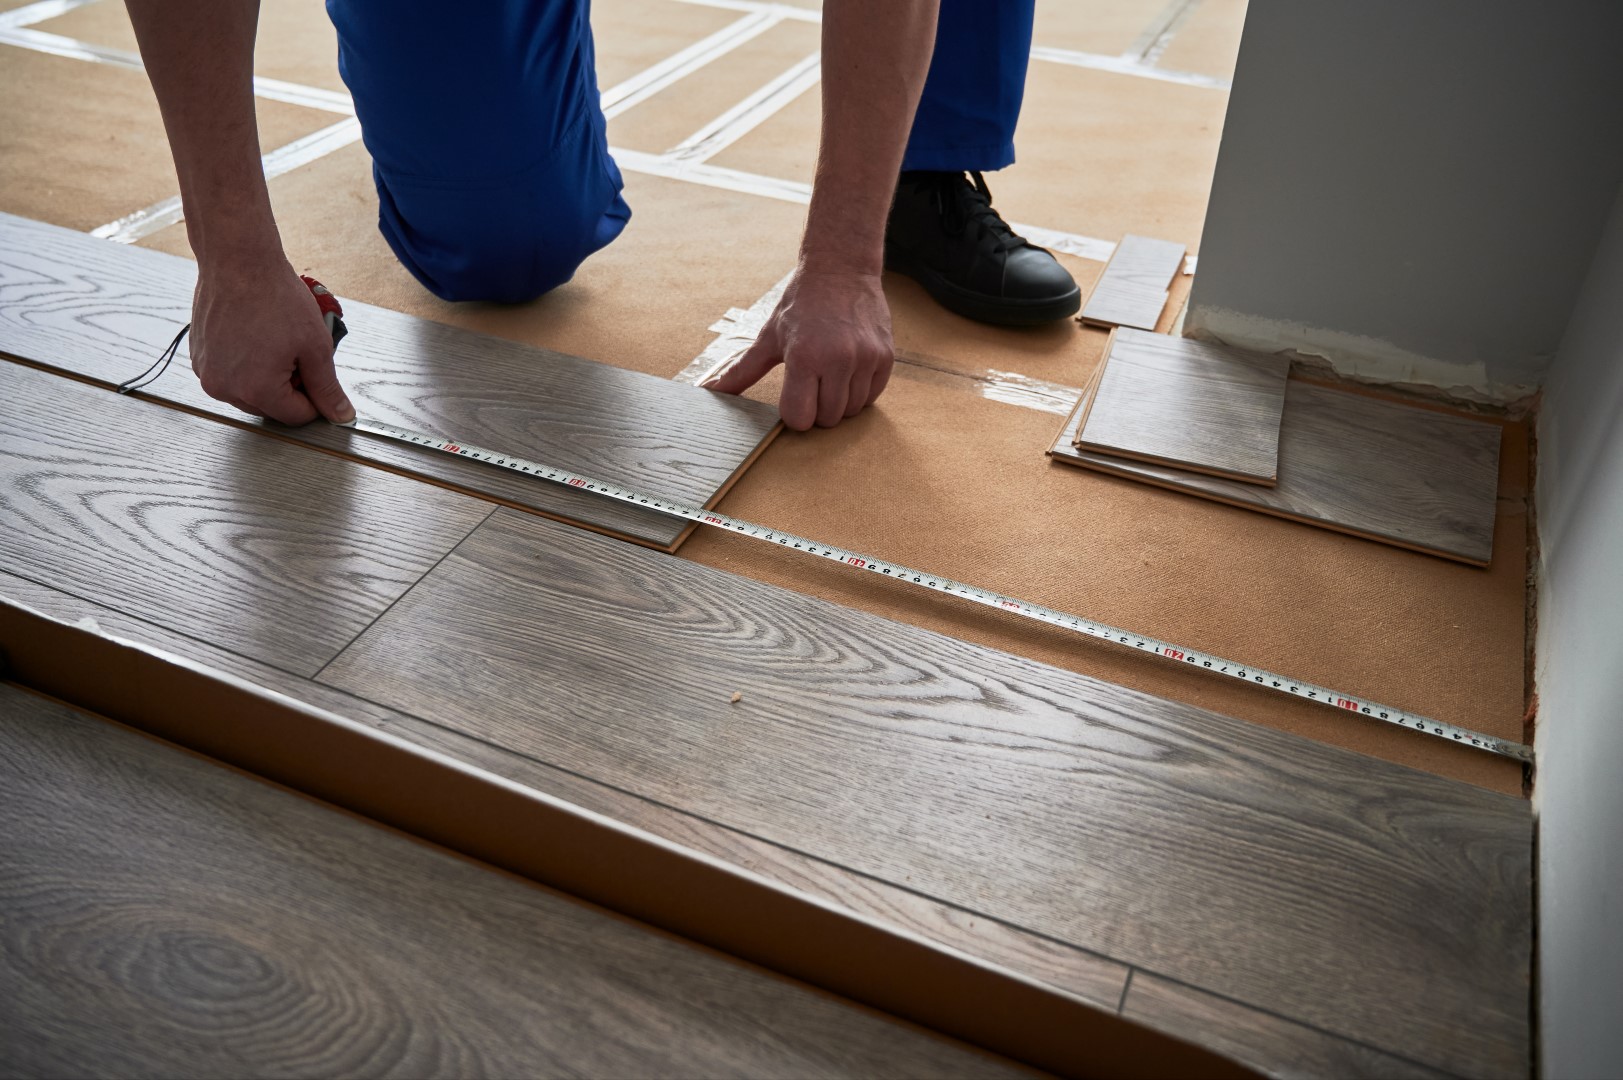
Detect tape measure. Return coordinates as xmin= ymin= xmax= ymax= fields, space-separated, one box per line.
xmin=343 ymin=416 xmax=1533 ymax=764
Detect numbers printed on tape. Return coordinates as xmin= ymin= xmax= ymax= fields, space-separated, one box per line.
xmin=346 ymin=417 xmax=1533 ymax=764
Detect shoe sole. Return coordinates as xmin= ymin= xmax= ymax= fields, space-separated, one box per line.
xmin=885 ymin=249 xmax=1083 ymax=328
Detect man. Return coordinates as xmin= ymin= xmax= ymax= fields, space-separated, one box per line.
xmin=127 ymin=0 xmax=1074 ymax=432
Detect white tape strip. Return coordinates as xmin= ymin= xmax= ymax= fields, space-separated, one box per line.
xmin=1027 ymin=45 xmax=1230 ymax=91
xmin=341 ymin=415 xmax=1534 ymax=765
xmin=601 ymin=10 xmax=780 ymax=119
xmin=667 ymin=51 xmax=821 ymax=163
xmin=91 ymin=119 xmax=364 ymax=244
xmin=0 ymin=0 xmax=99 ymax=31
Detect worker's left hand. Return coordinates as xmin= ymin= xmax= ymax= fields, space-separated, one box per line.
xmin=702 ymin=267 xmax=893 ymax=430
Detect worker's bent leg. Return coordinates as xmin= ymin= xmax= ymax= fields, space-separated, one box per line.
xmin=326 ymin=0 xmax=630 ymax=304
xmin=902 ymin=0 xmax=1037 ymax=172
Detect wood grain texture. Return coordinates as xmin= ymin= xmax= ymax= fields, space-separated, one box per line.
xmin=1121 ymin=974 xmax=1456 ymax=1080
xmin=0 ymin=361 xmax=491 ymax=675
xmin=318 ymin=508 xmax=1532 ymax=1078
xmin=1052 ymin=378 xmax=1503 ymax=565
xmin=0 ymin=212 xmax=781 ymax=551
xmin=1080 ymin=234 xmax=1187 ymax=330
xmin=0 ymin=567 xmax=1132 ymax=1015
xmin=0 ymin=683 xmax=1024 ymax=1080
xmin=1077 ymin=329 xmax=1289 ymax=484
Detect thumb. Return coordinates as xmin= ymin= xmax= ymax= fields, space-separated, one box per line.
xmin=297 ymin=344 xmax=356 ymax=424
xmin=702 ymin=335 xmax=781 ymax=395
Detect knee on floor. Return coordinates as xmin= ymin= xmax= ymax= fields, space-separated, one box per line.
xmin=375 ymin=170 xmax=627 ymax=305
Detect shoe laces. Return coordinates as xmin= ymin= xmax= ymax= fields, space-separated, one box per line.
xmin=931 ymin=171 xmax=1027 ymax=254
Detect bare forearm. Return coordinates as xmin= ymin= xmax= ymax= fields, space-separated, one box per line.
xmin=126 ymin=0 xmax=281 ymax=267
xmin=804 ymin=0 xmax=939 ymax=275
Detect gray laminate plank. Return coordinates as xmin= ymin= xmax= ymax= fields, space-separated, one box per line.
xmin=1078 ymin=330 xmax=1289 ymax=484
xmin=1051 ymin=378 xmax=1502 ymax=565
xmin=0 ymin=568 xmax=1132 ymax=1014
xmin=1080 ymin=235 xmax=1187 ymax=330
xmin=1122 ymin=973 xmax=1458 ymax=1080
xmin=0 ymin=361 xmax=491 ymax=675
xmin=0 ymin=212 xmax=781 ymax=551
xmin=317 ymin=507 xmax=1532 ymax=1078
xmin=0 ymin=683 xmax=1021 ymax=1080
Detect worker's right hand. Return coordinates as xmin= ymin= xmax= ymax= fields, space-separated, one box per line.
xmin=189 ymin=258 xmax=355 ymax=426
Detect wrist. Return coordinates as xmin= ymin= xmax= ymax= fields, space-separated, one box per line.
xmin=798 ymin=244 xmax=884 ymax=279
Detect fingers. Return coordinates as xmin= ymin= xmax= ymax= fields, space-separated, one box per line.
xmin=253 ymin=381 xmax=320 ymax=427
xmin=778 ymin=360 xmax=819 ymax=431
xmin=296 ymin=342 xmax=356 ymax=424
xmin=844 ymin=365 xmax=873 ymax=419
xmin=816 ymin=369 xmax=851 ymax=428
xmin=702 ymin=337 xmax=782 ymax=395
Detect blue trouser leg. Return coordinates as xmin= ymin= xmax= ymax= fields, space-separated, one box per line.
xmin=902 ymin=0 xmax=1037 ymax=173
xmin=325 ymin=0 xmax=630 ymax=304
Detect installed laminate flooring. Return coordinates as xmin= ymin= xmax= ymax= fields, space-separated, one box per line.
xmin=318 ymin=507 xmax=1532 ymax=1078
xmin=0 ymin=684 xmax=1020 ymax=1080
xmin=1052 ymin=378 xmax=1504 ymax=565
xmin=0 ymin=212 xmax=780 ymax=551
xmin=0 ymin=361 xmax=490 ymax=675
xmin=1076 ymin=330 xmax=1289 ymax=484
xmin=1080 ymin=234 xmax=1187 ymax=330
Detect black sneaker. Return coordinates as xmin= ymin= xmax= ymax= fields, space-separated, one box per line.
xmin=884 ymin=170 xmax=1081 ymax=327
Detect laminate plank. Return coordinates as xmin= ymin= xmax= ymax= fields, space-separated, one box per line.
xmin=1080 ymin=234 xmax=1187 ymax=330
xmin=318 ymin=507 xmax=1532 ymax=1078
xmin=0 ymin=684 xmax=1022 ymax=1080
xmin=1077 ymin=329 xmax=1289 ymax=485
xmin=0 ymin=212 xmax=781 ymax=552
xmin=1051 ymin=378 xmax=1503 ymax=565
xmin=1121 ymin=974 xmax=1456 ymax=1080
xmin=0 ymin=567 xmax=1132 ymax=1014
xmin=0 ymin=361 xmax=491 ymax=675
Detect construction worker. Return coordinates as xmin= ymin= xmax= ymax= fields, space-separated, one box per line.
xmin=126 ymin=0 xmax=1075 ymax=432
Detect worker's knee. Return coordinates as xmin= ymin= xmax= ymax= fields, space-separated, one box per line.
xmin=373 ymin=158 xmax=630 ymax=305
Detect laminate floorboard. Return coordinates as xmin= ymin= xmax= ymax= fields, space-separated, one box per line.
xmin=1077 ymin=330 xmax=1289 ymax=484
xmin=0 ymin=212 xmax=781 ymax=551
xmin=1121 ymin=974 xmax=1456 ymax=1080
xmin=0 ymin=684 xmax=1022 ymax=1080
xmin=0 ymin=361 xmax=491 ymax=675
xmin=0 ymin=568 xmax=1133 ymax=1015
xmin=1051 ymin=378 xmax=1503 ymax=565
xmin=318 ymin=508 xmax=1532 ymax=1078
xmin=1080 ymin=235 xmax=1187 ymax=330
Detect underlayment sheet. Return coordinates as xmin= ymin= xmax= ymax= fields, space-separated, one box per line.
xmin=708 ymin=59 xmax=1229 ymax=251
xmin=607 ymin=18 xmax=821 ymax=154
xmin=1156 ymin=0 xmax=1250 ymax=79
xmin=35 ymin=0 xmax=348 ymax=92
xmin=0 ymin=48 xmax=334 ymax=233
xmin=1032 ymin=0 xmax=1182 ymax=59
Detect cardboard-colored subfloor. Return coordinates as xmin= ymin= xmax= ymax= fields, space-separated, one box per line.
xmin=1155 ymin=0 xmax=1249 ymax=79
xmin=0 ymin=48 xmax=334 ymax=232
xmin=708 ymin=59 xmax=1229 ymax=250
xmin=1032 ymin=0 xmax=1179 ymax=58
xmin=6 ymin=0 xmax=1527 ymax=794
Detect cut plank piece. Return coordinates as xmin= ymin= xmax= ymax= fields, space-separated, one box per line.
xmin=318 ymin=507 xmax=1532 ymax=1079
xmin=1076 ymin=329 xmax=1289 ymax=485
xmin=1051 ymin=378 xmax=1503 ymax=566
xmin=0 ymin=361 xmax=491 ymax=676
xmin=0 ymin=684 xmax=1020 ymax=1079
xmin=0 ymin=212 xmax=780 ymax=552
xmin=1080 ymin=234 xmax=1187 ymax=330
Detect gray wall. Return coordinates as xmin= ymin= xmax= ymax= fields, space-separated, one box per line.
xmin=1188 ymin=1 xmax=1623 ymax=403
xmin=1535 ymin=182 xmax=1623 ymax=1080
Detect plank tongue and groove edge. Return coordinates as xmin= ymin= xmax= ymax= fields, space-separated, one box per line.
xmin=0 ymin=212 xmax=781 ymax=552
xmin=317 ymin=506 xmax=1531 ymax=1078
xmin=1051 ymin=376 xmax=1503 ymax=566
xmin=1075 ymin=329 xmax=1290 ymax=486
xmin=1079 ymin=234 xmax=1187 ymax=331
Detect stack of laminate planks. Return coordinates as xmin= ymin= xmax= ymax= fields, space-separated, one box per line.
xmin=1051 ymin=328 xmax=1505 ymax=566
xmin=1080 ymin=235 xmax=1189 ymax=332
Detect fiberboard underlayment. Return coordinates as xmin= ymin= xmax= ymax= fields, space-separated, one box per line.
xmin=0 ymin=0 xmax=1529 ymax=795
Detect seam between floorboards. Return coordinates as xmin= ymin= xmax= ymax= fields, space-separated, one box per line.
xmin=0 ymin=566 xmax=1497 ymax=1072
xmin=309 ymin=505 xmax=497 ymax=682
